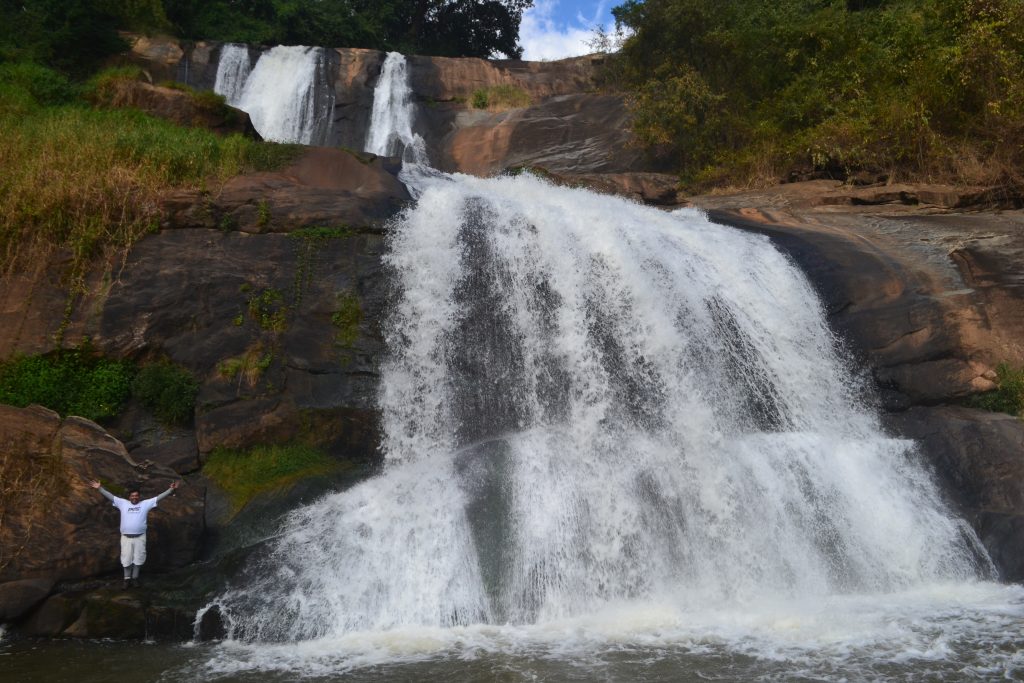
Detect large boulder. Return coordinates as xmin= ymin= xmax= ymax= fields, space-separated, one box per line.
xmin=93 ymin=79 xmax=259 ymax=138
xmin=0 ymin=405 xmax=204 ymax=589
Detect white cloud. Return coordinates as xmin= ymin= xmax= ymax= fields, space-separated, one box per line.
xmin=519 ymin=0 xmax=612 ymax=61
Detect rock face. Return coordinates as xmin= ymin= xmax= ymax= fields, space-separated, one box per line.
xmin=0 ymin=404 xmax=204 ymax=622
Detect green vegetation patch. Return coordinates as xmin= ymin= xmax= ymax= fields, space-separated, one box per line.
xmin=967 ymin=363 xmax=1024 ymax=417
xmin=0 ymin=347 xmax=133 ymax=422
xmin=610 ymin=0 xmax=1024 ymax=189
xmin=132 ymin=360 xmax=199 ymax=426
xmin=332 ymin=291 xmax=363 ymax=348
xmin=247 ymin=288 xmax=288 ymax=332
xmin=0 ymin=62 xmax=300 ymax=285
xmin=471 ymin=84 xmax=531 ymax=111
xmin=204 ymin=443 xmax=341 ymax=512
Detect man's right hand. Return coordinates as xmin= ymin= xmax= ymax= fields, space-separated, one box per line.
xmin=89 ymin=479 xmax=101 ymax=489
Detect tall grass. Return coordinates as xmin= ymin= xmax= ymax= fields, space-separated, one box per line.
xmin=0 ymin=65 xmax=300 ymax=291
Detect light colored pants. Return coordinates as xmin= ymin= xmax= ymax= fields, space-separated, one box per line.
xmin=120 ymin=534 xmax=147 ymax=567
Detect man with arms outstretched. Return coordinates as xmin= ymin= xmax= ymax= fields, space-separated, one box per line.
xmin=89 ymin=479 xmax=179 ymax=587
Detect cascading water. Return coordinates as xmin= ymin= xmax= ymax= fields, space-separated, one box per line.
xmin=229 ymin=45 xmax=335 ymax=144
xmin=213 ymin=43 xmax=252 ymax=106
xmin=364 ymin=52 xmax=428 ymax=164
xmin=190 ymin=51 xmax=1024 ymax=682
xmin=195 ymin=170 xmax=1024 ymax=679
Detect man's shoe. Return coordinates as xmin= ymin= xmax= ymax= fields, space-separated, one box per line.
xmin=123 ymin=579 xmax=131 ymax=589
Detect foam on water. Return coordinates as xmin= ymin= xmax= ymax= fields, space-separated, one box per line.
xmin=196 ymin=172 xmax=1018 ymax=678
xmin=195 ymin=583 xmax=1024 ymax=679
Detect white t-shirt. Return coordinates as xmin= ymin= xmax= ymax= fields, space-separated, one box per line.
xmin=111 ymin=496 xmax=161 ymax=535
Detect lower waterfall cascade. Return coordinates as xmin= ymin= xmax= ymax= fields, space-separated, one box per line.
xmin=194 ymin=170 xmax=1024 ymax=678
xmin=189 ymin=49 xmax=1024 ymax=681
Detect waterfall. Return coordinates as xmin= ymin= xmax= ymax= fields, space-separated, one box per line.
xmin=230 ymin=45 xmax=335 ymax=144
xmin=211 ymin=171 xmax=993 ymax=650
xmin=213 ymin=43 xmax=252 ymax=106
xmin=364 ymin=52 xmax=428 ymax=164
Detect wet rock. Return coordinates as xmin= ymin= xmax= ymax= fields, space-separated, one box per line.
xmin=0 ymin=577 xmax=56 ymax=622
xmin=22 ymin=587 xmax=198 ymax=640
xmin=196 ymin=604 xmax=226 ymax=641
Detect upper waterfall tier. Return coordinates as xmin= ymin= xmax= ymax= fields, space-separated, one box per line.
xmin=215 ymin=45 xmax=336 ymax=145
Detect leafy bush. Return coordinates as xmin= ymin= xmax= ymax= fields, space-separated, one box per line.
xmin=0 ymin=62 xmax=76 ymax=106
xmin=203 ymin=443 xmax=341 ymax=512
xmin=0 ymin=348 xmax=132 ymax=422
xmin=610 ymin=0 xmax=1024 ymax=189
xmin=132 ymin=360 xmax=199 ymax=426
xmin=471 ymin=84 xmax=531 ymax=110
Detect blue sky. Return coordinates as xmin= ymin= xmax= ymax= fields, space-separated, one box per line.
xmin=519 ymin=0 xmax=617 ymax=61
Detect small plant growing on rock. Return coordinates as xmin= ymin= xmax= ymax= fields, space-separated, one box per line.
xmin=332 ymin=291 xmax=362 ymax=348
xmin=471 ymin=85 xmax=531 ymax=111
xmin=256 ymin=199 xmax=271 ymax=230
xmin=247 ymin=288 xmax=288 ymax=332
xmin=968 ymin=363 xmax=1024 ymax=417
xmin=131 ymin=360 xmax=199 ymax=426
xmin=218 ymin=344 xmax=273 ymax=391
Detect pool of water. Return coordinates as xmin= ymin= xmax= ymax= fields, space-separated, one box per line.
xmin=4 ymin=582 xmax=1022 ymax=682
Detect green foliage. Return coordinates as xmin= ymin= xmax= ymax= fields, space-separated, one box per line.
xmin=471 ymin=84 xmax=531 ymax=110
xmin=203 ymin=443 xmax=340 ymax=512
xmin=0 ymin=62 xmax=76 ymax=106
xmin=968 ymin=363 xmax=1024 ymax=417
xmin=0 ymin=347 xmax=133 ymax=422
xmin=256 ymin=199 xmax=271 ymax=230
xmin=611 ymin=0 xmax=1024 ymax=188
xmin=332 ymin=291 xmax=363 ymax=348
xmin=0 ymin=1 xmax=133 ymax=76
xmin=166 ymin=0 xmax=531 ymax=58
xmin=0 ymin=96 xmax=298 ymax=283
xmin=132 ymin=360 xmax=199 ymax=426
xmin=247 ymin=288 xmax=288 ymax=332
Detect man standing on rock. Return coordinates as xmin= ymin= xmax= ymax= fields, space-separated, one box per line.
xmin=88 ymin=479 xmax=179 ymax=588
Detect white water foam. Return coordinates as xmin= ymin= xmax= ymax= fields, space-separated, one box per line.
xmin=213 ymin=43 xmax=252 ymax=106
xmin=197 ymin=172 xmax=1018 ymax=678
xmin=234 ymin=45 xmax=334 ymax=144
xmin=365 ymin=52 xmax=428 ymax=164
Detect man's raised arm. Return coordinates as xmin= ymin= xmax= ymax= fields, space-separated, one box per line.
xmin=153 ymin=480 xmax=180 ymax=503
xmin=89 ymin=479 xmax=118 ymax=503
